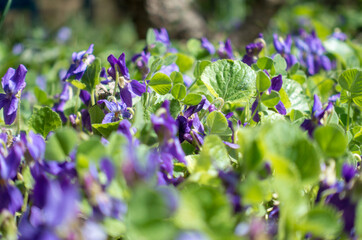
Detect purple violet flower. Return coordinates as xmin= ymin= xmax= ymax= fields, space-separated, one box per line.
xmin=273 ymin=34 xmax=298 ymax=69
xmin=217 ymin=39 xmax=234 ymax=59
xmin=97 ymin=99 xmax=131 ymax=123
xmin=242 ymin=36 xmax=265 ymax=66
xmin=52 ymin=82 xmax=70 ymax=123
xmin=301 ymin=94 xmax=333 ymax=136
xmin=201 ymin=37 xmax=215 ymax=55
xmin=107 ymin=53 xmax=146 ymax=107
xmin=0 ymin=64 xmax=27 ymax=125
xmin=56 ymin=27 xmax=72 ymax=44
xmin=154 ymin=28 xmax=171 ymax=46
xmin=295 ymin=30 xmax=332 ymax=75
xmin=132 ymin=50 xmax=150 ymax=79
xmin=151 ymin=101 xmax=186 ymax=183
xmin=63 ymin=44 xmax=95 ymax=81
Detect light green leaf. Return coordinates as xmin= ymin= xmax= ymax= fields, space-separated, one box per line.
xmin=44 ymin=127 xmax=78 ymax=161
xmin=200 ymin=59 xmax=256 ymax=102
xmin=183 ymin=93 xmax=202 ymax=105
xmin=175 ymin=53 xmax=194 ymax=72
xmin=338 ymin=69 xmax=362 ymax=98
xmin=171 ymin=83 xmax=187 ymax=100
xmin=149 ymin=72 xmax=172 ymax=95
xmin=256 ymin=70 xmax=271 ymax=92
xmin=314 ymin=124 xmax=347 ymax=157
xmin=170 ymin=71 xmax=184 ymax=84
xmin=92 ymin=120 xmax=121 ymax=138
xmin=261 ymin=90 xmax=280 ymax=107
xmin=206 ymin=111 xmax=231 ymax=136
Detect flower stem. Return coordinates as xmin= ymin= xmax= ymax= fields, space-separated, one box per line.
xmin=91 ymin=89 xmax=95 ymax=106
xmin=16 ymin=99 xmax=21 ymax=135
xmin=0 ymin=0 xmax=12 ymax=30
xmin=346 ymin=99 xmax=351 ymax=132
xmin=113 ymin=70 xmax=119 ymax=97
xmin=74 ymin=88 xmax=81 ymax=114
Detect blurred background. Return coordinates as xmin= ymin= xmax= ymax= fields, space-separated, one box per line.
xmin=0 ymin=0 xmax=361 ymax=75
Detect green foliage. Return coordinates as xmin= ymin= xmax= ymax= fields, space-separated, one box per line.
xmin=148 ymin=72 xmax=172 ymax=95
xmin=44 ymin=127 xmax=78 ymax=161
xmin=201 ymin=60 xmax=256 ymax=102
xmin=28 ymin=106 xmax=62 ymax=138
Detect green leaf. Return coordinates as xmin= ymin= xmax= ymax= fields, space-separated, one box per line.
xmin=171 ymin=83 xmax=187 ymax=100
xmin=194 ymin=60 xmax=211 ymax=80
xmin=338 ymin=69 xmax=362 ymax=97
xmin=199 ymin=135 xmax=230 ymax=171
xmin=104 ymin=218 xmax=126 ymax=238
xmin=34 ymin=87 xmax=53 ymax=105
xmin=163 ymin=54 xmax=177 ymax=66
xmin=88 ymin=104 xmax=105 ymax=124
xmin=200 ymin=59 xmax=256 ymax=102
xmin=44 ymin=127 xmax=78 ymax=161
xmin=149 ymin=72 xmax=172 ymax=95
xmin=175 ymin=53 xmax=194 ymax=72
xmin=69 ymin=79 xmax=86 ymax=90
xmin=257 ymin=57 xmax=275 ymax=73
xmin=146 ymin=28 xmax=156 ymax=45
xmin=170 ymin=71 xmax=184 ymax=84
xmin=314 ymin=125 xmax=347 ymax=157
xmin=261 ymin=90 xmax=280 ymax=107
xmin=256 ymin=70 xmax=271 ymax=92
xmin=206 ymin=111 xmax=231 ymax=136
xmin=81 ymin=58 xmax=101 ymax=92
xmin=28 ymin=106 xmax=62 ymax=138
xmin=183 ymin=93 xmax=202 ymax=105
xmin=237 ymin=128 xmax=264 ymax=172
xmin=240 ymin=174 xmax=267 ymax=205
xmin=262 ymin=122 xmax=320 ymax=184
xmin=76 ymin=136 xmax=106 ymax=168
xmin=273 ymin=54 xmax=287 ymax=75
xmin=92 ymin=120 xmax=121 ymax=138
xmin=356 ymin=200 xmax=362 ymax=238
xmin=299 ymin=206 xmax=342 ymax=239
xmin=147 ymin=57 xmax=163 ymax=77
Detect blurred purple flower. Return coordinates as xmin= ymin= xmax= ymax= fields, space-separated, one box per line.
xmin=19 ymin=174 xmax=79 ymax=240
xmin=295 ymin=30 xmax=332 ymax=75
xmin=217 ymin=39 xmax=234 ymax=59
xmin=273 ymin=34 xmax=298 ymax=69
xmin=56 ymin=27 xmax=72 ymax=44
xmin=132 ymin=50 xmax=150 ymax=79
xmin=201 ymin=37 xmax=215 ymax=54
xmin=12 ymin=43 xmax=24 ymax=55
xmin=242 ymin=37 xmax=264 ymax=66
xmin=151 ymin=101 xmax=186 ymax=182
xmin=0 ymin=64 xmax=27 ymax=125
xmin=52 ymin=82 xmax=70 ymax=123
